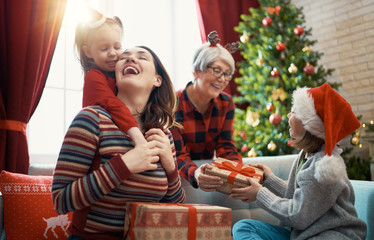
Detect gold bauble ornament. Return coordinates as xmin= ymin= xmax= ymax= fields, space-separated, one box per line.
xmin=267 ymin=141 xmax=277 ymax=152
xmin=288 ymin=63 xmax=298 ymax=74
xmin=302 ymin=45 xmax=311 ymax=54
xmin=271 ymin=88 xmax=286 ymax=101
xmin=350 ymin=132 xmax=360 ymax=146
xmin=240 ymin=34 xmax=249 ymax=43
xmin=246 ymin=110 xmax=260 ymax=127
xmin=248 ymin=148 xmax=258 ymax=158
xmin=351 ymin=136 xmax=360 ymax=146
xmin=256 ymin=58 xmax=264 ymax=67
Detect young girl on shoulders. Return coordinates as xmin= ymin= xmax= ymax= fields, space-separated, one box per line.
xmin=231 ymin=83 xmax=367 ymax=240
xmin=75 ymin=8 xmax=146 ymax=145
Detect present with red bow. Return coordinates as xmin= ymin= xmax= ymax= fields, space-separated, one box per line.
xmin=205 ymin=158 xmax=264 ymax=195
xmin=124 ymin=202 xmax=232 ymax=240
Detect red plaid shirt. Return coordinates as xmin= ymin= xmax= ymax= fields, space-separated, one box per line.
xmin=171 ymin=82 xmax=242 ymax=187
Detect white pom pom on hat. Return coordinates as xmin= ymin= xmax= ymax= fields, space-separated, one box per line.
xmin=292 ymin=83 xmax=360 ymax=156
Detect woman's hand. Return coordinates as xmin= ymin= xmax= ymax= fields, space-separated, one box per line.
xmin=121 ymin=141 xmax=160 ymax=174
xmin=230 ymin=178 xmax=262 ymax=203
xmin=145 ymin=128 xmax=175 ymax=173
xmin=194 ymin=164 xmax=223 ymax=192
xmin=249 ymin=163 xmax=273 ymax=181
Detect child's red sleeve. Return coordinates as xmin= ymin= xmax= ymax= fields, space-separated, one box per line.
xmin=82 ymin=69 xmax=138 ymax=133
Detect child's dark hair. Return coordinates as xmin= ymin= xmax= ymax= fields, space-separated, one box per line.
xmin=75 ymin=16 xmax=123 ymax=74
xmin=290 ymin=131 xmax=325 ymax=154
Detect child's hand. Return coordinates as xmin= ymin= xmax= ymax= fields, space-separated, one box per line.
xmin=144 ymin=128 xmax=175 ymax=173
xmin=128 ymin=127 xmax=147 ymax=145
xmin=249 ymin=163 xmax=273 ymax=181
xmin=121 ymin=141 xmax=160 ymax=174
xmin=230 ymin=178 xmax=262 ymax=203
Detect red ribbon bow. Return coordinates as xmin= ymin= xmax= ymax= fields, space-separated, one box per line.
xmin=267 ymin=6 xmax=281 ymax=15
xmin=213 ymin=161 xmax=262 ymax=184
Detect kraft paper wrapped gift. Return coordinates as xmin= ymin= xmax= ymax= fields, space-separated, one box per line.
xmin=205 ymin=158 xmax=264 ymax=195
xmin=124 ymin=202 xmax=232 ymax=240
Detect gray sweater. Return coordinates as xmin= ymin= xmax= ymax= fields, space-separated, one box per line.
xmin=256 ymin=146 xmax=367 ymax=240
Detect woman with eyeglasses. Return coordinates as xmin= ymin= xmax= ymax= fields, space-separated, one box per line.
xmin=171 ymin=32 xmax=242 ymax=192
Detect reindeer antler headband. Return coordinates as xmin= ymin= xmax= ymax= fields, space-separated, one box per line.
xmin=207 ymin=31 xmax=240 ymax=54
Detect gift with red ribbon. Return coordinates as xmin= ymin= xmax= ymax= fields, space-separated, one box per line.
xmin=124 ymin=202 xmax=232 ymax=240
xmin=205 ymin=158 xmax=264 ymax=195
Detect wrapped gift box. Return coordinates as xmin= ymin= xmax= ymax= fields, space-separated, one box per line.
xmin=124 ymin=202 xmax=232 ymax=240
xmin=205 ymin=158 xmax=264 ymax=195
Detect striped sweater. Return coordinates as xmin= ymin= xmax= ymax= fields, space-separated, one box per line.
xmin=52 ymin=106 xmax=185 ymax=239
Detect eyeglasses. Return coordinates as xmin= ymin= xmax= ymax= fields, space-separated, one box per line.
xmin=207 ymin=66 xmax=233 ymax=81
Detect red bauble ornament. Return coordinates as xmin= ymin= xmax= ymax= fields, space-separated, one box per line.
xmin=262 ymin=17 xmax=273 ymax=26
xmin=239 ymin=131 xmax=247 ymax=139
xmin=270 ymin=68 xmax=279 ymax=77
xmin=269 ymin=113 xmax=282 ymax=125
xmin=287 ymin=139 xmax=293 ymax=147
xmin=241 ymin=144 xmax=249 ymax=153
xmin=266 ymin=104 xmax=274 ymax=112
xmin=276 ymin=42 xmax=286 ymax=51
xmin=303 ymin=63 xmax=315 ymax=76
xmin=294 ymin=27 xmax=304 ymax=36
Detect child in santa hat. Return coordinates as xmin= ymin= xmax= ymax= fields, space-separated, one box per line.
xmin=231 ymin=83 xmax=367 ymax=240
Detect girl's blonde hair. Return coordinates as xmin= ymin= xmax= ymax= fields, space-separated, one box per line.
xmin=75 ymin=16 xmax=123 ymax=74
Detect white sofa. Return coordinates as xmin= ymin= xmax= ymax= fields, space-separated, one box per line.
xmin=1 ymin=154 xmax=373 ymax=240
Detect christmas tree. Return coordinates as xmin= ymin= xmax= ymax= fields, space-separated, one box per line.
xmin=233 ymin=0 xmax=338 ymax=157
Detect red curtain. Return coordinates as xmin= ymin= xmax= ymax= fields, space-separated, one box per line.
xmin=0 ymin=0 xmax=67 ymax=173
xmin=195 ymin=0 xmax=259 ymax=96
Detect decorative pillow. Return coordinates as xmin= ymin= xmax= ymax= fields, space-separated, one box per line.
xmin=0 ymin=171 xmax=72 ymax=240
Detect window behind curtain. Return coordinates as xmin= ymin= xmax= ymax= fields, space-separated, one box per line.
xmin=28 ymin=0 xmax=201 ymax=164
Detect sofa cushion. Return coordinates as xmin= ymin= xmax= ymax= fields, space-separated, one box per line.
xmin=0 ymin=171 xmax=72 ymax=240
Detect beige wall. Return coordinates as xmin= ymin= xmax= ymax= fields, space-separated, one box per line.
xmin=292 ymin=0 xmax=374 ymax=157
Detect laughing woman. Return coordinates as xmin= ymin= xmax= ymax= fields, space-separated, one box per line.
xmin=52 ymin=46 xmax=185 ymax=240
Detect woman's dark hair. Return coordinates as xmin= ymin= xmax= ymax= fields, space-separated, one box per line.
xmin=137 ymin=46 xmax=181 ymax=129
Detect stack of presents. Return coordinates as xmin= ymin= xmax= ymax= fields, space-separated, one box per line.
xmin=124 ymin=158 xmax=264 ymax=240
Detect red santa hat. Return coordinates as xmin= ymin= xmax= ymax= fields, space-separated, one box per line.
xmin=292 ymin=83 xmax=360 ymax=156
